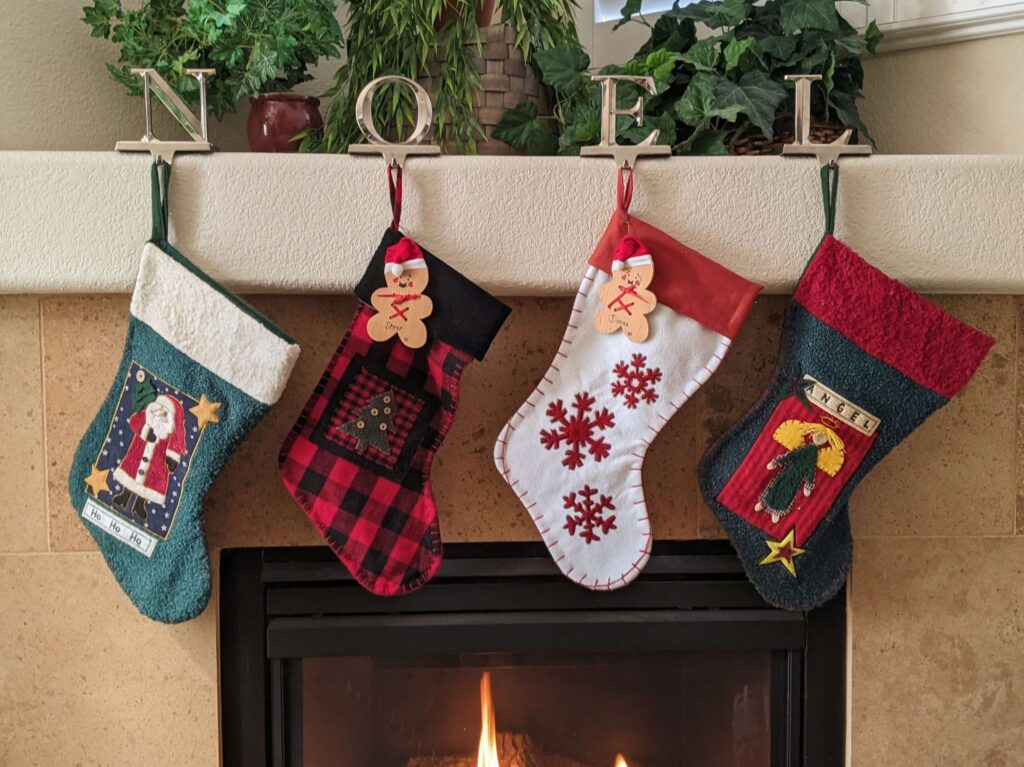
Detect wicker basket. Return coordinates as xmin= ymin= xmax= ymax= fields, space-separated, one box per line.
xmin=420 ymin=24 xmax=548 ymax=155
xmin=730 ymin=123 xmax=850 ymax=155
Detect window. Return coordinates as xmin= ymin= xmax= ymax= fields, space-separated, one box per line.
xmin=583 ymin=0 xmax=1024 ymax=62
xmin=593 ymin=0 xmax=680 ymax=23
xmin=851 ymin=1 xmax=1024 ymax=50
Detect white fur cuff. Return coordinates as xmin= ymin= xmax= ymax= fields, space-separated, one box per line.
xmin=131 ymin=243 xmax=300 ymax=405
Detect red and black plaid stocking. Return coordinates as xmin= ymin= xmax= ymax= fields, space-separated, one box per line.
xmin=279 ymin=228 xmax=510 ymax=595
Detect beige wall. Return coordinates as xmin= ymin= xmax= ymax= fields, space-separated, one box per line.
xmin=1 ymin=0 xmax=1023 ymax=154
xmin=860 ymin=33 xmax=1024 ymax=155
xmin=1 ymin=293 xmax=1022 ymax=765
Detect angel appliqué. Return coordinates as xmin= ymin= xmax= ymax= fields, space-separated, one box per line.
xmin=755 ymin=417 xmax=846 ymax=524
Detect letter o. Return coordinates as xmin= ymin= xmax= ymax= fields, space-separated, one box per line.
xmin=355 ymin=76 xmax=433 ymax=146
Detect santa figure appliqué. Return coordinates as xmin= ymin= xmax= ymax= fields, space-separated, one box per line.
xmin=112 ymin=393 xmax=186 ymax=520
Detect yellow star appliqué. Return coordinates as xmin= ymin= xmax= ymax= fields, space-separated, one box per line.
xmin=189 ymin=395 xmax=222 ymax=429
xmin=84 ymin=465 xmax=110 ymax=496
xmin=758 ymin=528 xmax=806 ymax=578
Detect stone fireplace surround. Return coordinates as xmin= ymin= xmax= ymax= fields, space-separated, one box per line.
xmin=0 ymin=154 xmax=1021 ymax=766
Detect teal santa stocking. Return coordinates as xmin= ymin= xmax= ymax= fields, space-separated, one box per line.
xmin=68 ymin=162 xmax=301 ymax=623
xmin=698 ymin=165 xmax=994 ymax=611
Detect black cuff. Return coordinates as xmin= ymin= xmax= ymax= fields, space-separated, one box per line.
xmin=355 ymin=229 xmax=511 ymax=360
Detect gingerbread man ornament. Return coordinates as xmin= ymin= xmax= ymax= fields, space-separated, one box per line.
xmin=367 ymin=237 xmax=434 ymax=349
xmin=594 ymin=235 xmax=658 ymax=343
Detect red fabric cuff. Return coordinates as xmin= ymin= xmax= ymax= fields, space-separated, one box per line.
xmin=794 ymin=236 xmax=995 ymax=399
xmin=588 ymin=209 xmax=762 ymax=340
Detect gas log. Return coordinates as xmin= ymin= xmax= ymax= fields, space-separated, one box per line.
xmin=406 ymin=732 xmax=601 ymax=767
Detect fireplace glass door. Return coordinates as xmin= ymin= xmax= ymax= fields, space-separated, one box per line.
xmin=302 ymin=650 xmax=772 ymax=767
xmin=220 ymin=543 xmax=845 ymax=767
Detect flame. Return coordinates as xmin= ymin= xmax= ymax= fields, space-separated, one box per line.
xmin=614 ymin=756 xmax=628 ymax=767
xmin=477 ymin=672 xmax=500 ymax=767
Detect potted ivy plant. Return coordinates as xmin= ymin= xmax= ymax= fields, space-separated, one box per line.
xmin=82 ymin=0 xmax=343 ymax=152
xmin=495 ymin=0 xmax=882 ymax=155
xmin=303 ymin=0 xmax=579 ymax=154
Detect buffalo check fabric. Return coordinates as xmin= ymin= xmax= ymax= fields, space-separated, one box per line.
xmin=319 ymin=365 xmax=431 ymax=473
xmin=280 ymin=230 xmax=510 ymax=596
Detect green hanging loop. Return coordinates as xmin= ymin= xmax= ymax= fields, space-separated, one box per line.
xmin=150 ymin=159 xmax=172 ymax=244
xmin=819 ymin=161 xmax=839 ymax=235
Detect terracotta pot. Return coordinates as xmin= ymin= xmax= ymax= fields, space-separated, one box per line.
xmin=247 ymin=93 xmax=322 ymax=153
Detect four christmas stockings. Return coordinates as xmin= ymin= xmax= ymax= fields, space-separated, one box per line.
xmin=494 ymin=182 xmax=762 ymax=591
xmin=279 ymin=230 xmax=510 ymax=596
xmin=698 ymin=165 xmax=994 ymax=611
xmin=68 ymin=162 xmax=301 ymax=623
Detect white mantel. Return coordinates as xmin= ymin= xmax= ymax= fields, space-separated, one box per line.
xmin=1 ymin=152 xmax=1021 ymax=295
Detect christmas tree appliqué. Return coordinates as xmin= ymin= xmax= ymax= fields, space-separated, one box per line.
xmin=340 ymin=392 xmax=396 ymax=453
xmin=611 ymin=353 xmax=662 ymax=409
xmin=563 ymin=485 xmax=617 ymax=544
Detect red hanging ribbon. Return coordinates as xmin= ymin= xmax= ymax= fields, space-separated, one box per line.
xmin=387 ymin=163 xmax=403 ymax=231
xmin=617 ymin=165 xmax=634 ymax=216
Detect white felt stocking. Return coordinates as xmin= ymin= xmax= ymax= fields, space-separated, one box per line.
xmin=494 ymin=214 xmax=760 ymax=590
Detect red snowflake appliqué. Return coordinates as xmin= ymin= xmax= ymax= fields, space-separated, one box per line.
xmin=611 ymin=353 xmax=662 ymax=409
xmin=540 ymin=392 xmax=615 ymax=470
xmin=563 ymin=485 xmax=617 ymax=544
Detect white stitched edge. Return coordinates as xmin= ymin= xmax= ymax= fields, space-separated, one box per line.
xmin=131 ymin=243 xmax=300 ymax=405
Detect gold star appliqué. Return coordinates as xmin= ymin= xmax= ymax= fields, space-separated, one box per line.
xmin=84 ymin=465 xmax=110 ymax=496
xmin=189 ymin=395 xmax=222 ymax=429
xmin=758 ymin=528 xmax=806 ymax=578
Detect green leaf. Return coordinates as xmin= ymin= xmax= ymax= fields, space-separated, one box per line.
xmin=622 ymin=110 xmax=677 ymax=146
xmin=796 ymin=37 xmax=831 ymax=72
xmin=614 ymin=0 xmax=644 ymax=30
xmin=666 ymin=0 xmax=749 ymax=29
xmin=780 ymin=0 xmax=840 ymax=35
xmin=678 ymin=126 xmax=730 ymax=155
xmin=82 ymin=0 xmax=121 ymax=38
xmin=679 ymin=39 xmax=720 ymax=72
xmin=534 ymin=44 xmax=591 ymax=96
xmin=564 ymin=101 xmax=602 ymax=145
xmin=648 ymin=111 xmax=678 ymax=146
xmin=637 ymin=15 xmax=697 ymax=56
xmin=864 ymin=19 xmax=883 ymax=54
xmin=829 ymin=90 xmax=871 ymax=142
xmin=674 ymin=73 xmax=742 ymax=127
xmin=723 ymin=37 xmax=760 ymax=72
xmin=714 ymin=70 xmax=788 ymax=139
xmin=822 ymin=50 xmax=836 ymax=100
xmin=493 ymin=101 xmax=559 ymax=155
xmin=759 ymin=35 xmax=798 ymax=63
xmin=644 ymin=49 xmax=682 ymax=87
xmin=242 ymin=38 xmax=279 ymax=98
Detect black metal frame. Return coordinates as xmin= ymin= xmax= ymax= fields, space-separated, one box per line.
xmin=220 ymin=542 xmax=846 ymax=767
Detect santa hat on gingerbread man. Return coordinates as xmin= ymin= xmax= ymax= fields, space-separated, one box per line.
xmin=384 ymin=237 xmax=428 ymax=276
xmin=611 ymin=235 xmax=654 ymax=271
